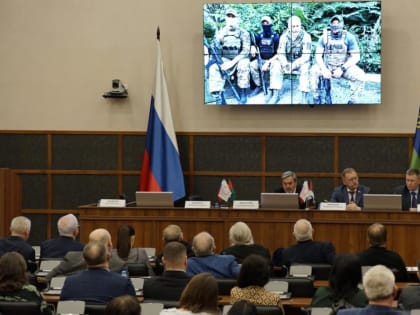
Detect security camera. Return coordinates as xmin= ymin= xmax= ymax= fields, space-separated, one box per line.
xmin=103 ymin=79 xmax=128 ymax=98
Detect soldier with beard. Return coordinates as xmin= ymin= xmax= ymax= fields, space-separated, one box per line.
xmin=208 ymin=8 xmax=251 ymax=104
xmin=249 ymin=16 xmax=281 ymax=102
xmin=310 ymin=15 xmax=365 ymax=104
xmin=276 ymin=15 xmax=312 ymax=104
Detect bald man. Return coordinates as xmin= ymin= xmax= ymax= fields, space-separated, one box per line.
xmin=46 ymin=228 xmax=125 ymax=281
xmin=279 ymin=219 xmax=335 ymax=267
xmin=187 ymin=231 xmax=240 ymax=278
xmin=40 ymin=213 xmax=84 ymax=258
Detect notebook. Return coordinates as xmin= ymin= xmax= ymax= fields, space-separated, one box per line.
xmin=260 ymin=193 xmax=299 ymax=209
xmin=363 ymin=194 xmax=402 ymax=211
xmin=135 ymin=191 xmax=174 ymax=208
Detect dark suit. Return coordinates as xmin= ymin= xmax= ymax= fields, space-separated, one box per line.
xmin=337 ymin=305 xmax=406 ymax=315
xmin=0 ymin=236 xmax=36 ymax=272
xmin=143 ymin=270 xmax=190 ymax=301
xmin=280 ymin=240 xmax=336 ymax=267
xmin=46 ymin=250 xmax=126 ymax=281
xmin=275 ymin=184 xmax=306 ymax=209
xmin=358 ymin=246 xmax=408 ymax=282
xmin=330 ymin=184 xmax=370 ymax=208
xmin=398 ymin=284 xmax=420 ymax=310
xmin=60 ymin=268 xmax=135 ymax=303
xmin=220 ymin=244 xmax=271 ymax=264
xmin=40 ymin=236 xmax=84 ymax=259
xmin=394 ymin=185 xmax=419 ymax=211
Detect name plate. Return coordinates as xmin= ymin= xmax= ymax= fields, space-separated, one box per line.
xmin=417 ymin=205 xmax=420 ymax=212
xmin=98 ymin=199 xmax=126 ymax=207
xmin=319 ymin=202 xmax=346 ymax=211
xmin=184 ymin=201 xmax=211 ymax=209
xmin=233 ymin=200 xmax=259 ymax=209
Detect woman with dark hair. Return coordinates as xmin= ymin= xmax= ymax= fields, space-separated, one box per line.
xmin=231 ymin=254 xmax=283 ymax=313
xmin=160 ymin=273 xmax=219 ymax=315
xmin=227 ymin=300 xmax=257 ymax=315
xmin=112 ymin=224 xmax=154 ymax=275
xmin=105 ymin=295 xmax=141 ymax=315
xmin=0 ymin=252 xmax=53 ymax=315
xmin=311 ymin=253 xmax=368 ymax=307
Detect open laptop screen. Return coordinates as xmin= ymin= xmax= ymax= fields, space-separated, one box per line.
xmin=363 ymin=194 xmax=401 ymax=211
xmin=260 ymin=193 xmax=299 ymax=209
xmin=135 ymin=191 xmax=173 ymax=208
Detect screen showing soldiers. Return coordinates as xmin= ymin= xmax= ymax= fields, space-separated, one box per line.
xmin=203 ymin=1 xmax=381 ymax=105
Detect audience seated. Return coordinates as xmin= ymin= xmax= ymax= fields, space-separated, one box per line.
xmin=398 ymin=258 xmax=420 ymax=310
xmin=105 ymin=295 xmax=141 ymax=315
xmin=60 ymin=240 xmax=135 ymax=303
xmin=143 ymin=242 xmax=190 ymax=301
xmin=155 ymin=224 xmax=194 ymax=275
xmin=46 ymin=228 xmax=125 ymax=281
xmin=358 ymin=223 xmax=408 ymax=282
xmin=275 ymin=219 xmax=335 ymax=268
xmin=112 ymin=224 xmax=154 ymax=275
xmin=187 ymin=232 xmax=240 ymax=279
xmin=227 ymin=300 xmax=257 ymax=315
xmin=160 ymin=273 xmax=219 ymax=315
xmin=0 ymin=216 xmax=36 ymax=272
xmin=230 ymin=254 xmax=284 ymax=314
xmin=40 ymin=213 xmax=84 ymax=259
xmin=220 ymin=222 xmax=271 ymax=264
xmin=311 ymin=253 xmax=368 ymax=308
xmin=0 ymin=252 xmax=53 ymax=315
xmin=336 ymin=265 xmax=405 ymax=315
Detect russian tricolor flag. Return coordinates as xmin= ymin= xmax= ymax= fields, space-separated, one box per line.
xmin=140 ymin=35 xmax=186 ymax=202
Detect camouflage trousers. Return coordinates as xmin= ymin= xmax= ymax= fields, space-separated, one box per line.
xmin=279 ymin=62 xmax=311 ymax=93
xmin=310 ymin=63 xmax=365 ymax=102
xmin=208 ymin=57 xmax=250 ymax=93
xmin=250 ymin=59 xmax=282 ymax=90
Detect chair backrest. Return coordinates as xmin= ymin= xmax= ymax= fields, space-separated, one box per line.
xmin=84 ymin=303 xmax=107 ymax=315
xmin=264 ymin=280 xmax=289 ymax=293
xmin=127 ymin=263 xmax=149 ymax=277
xmin=217 ymin=278 xmax=237 ymax=295
xmin=56 ymin=300 xmax=85 ymax=315
xmin=311 ymin=307 xmax=332 ymax=315
xmin=289 ymin=265 xmax=312 ymax=277
xmin=310 ymin=264 xmax=332 ymax=280
xmin=0 ymin=301 xmax=41 ymax=315
xmin=255 ymin=306 xmax=282 ymax=315
xmin=140 ymin=303 xmax=164 ymax=315
xmin=273 ymin=277 xmax=315 ymax=297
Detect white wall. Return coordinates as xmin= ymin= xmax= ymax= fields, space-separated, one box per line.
xmin=0 ymin=0 xmax=418 ymax=132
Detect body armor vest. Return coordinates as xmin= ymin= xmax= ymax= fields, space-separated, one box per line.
xmin=324 ymin=30 xmax=348 ymax=67
xmin=259 ymin=34 xmax=275 ymax=60
xmin=221 ymin=29 xmax=242 ymax=60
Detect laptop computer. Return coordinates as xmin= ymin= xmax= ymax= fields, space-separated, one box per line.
xmin=260 ymin=193 xmax=299 ymax=209
xmin=135 ymin=191 xmax=174 ymax=208
xmin=363 ymin=194 xmax=402 ymax=211
xmin=36 ymin=259 xmax=62 ymax=276
xmin=130 ymin=277 xmax=145 ymax=296
xmin=44 ymin=276 xmax=66 ymax=295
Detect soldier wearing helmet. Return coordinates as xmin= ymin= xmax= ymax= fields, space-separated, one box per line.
xmin=310 ymin=15 xmax=365 ymax=104
xmin=248 ymin=15 xmax=281 ymax=103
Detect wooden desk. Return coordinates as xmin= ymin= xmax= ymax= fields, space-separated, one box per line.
xmin=78 ymin=206 xmax=420 ymax=265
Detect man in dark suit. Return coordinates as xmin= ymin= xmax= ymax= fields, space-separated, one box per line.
xmin=60 ymin=240 xmax=135 ymax=303
xmin=40 ymin=213 xmax=84 ymax=258
xmin=358 ymin=223 xmax=408 ymax=282
xmin=330 ymin=167 xmax=370 ymax=210
xmin=275 ymin=170 xmax=306 ymax=209
xmin=143 ymin=241 xmax=190 ymax=301
xmin=394 ymin=168 xmax=420 ymax=211
xmin=279 ymin=218 xmax=335 ymax=268
xmin=0 ymin=216 xmax=36 ymax=272
xmin=398 ymin=258 xmax=420 ymax=310
xmin=46 ymin=228 xmax=125 ymax=281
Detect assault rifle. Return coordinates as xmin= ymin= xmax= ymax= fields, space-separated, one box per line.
xmin=250 ymin=32 xmax=267 ymax=95
xmin=203 ymin=37 xmax=241 ymax=102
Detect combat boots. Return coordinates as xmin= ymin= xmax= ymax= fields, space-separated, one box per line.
xmin=239 ymin=88 xmax=247 ymax=104
xmin=269 ymin=89 xmax=280 ymax=104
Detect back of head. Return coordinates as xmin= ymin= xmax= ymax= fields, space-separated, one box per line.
xmin=228 ymin=300 xmax=257 ymax=315
xmin=329 ymin=253 xmax=362 ymax=300
xmin=57 ymin=213 xmax=79 ymax=237
xmin=105 ymin=295 xmax=141 ymax=315
xmin=363 ymin=265 xmax=395 ymax=301
xmin=367 ymin=223 xmax=386 ymax=246
xmin=0 ymin=252 xmax=28 ymax=293
xmin=179 ymin=272 xmax=218 ymax=314
xmin=89 ymin=228 xmax=111 ymax=247
xmin=293 ymin=219 xmax=313 ymax=242
xmin=229 ymin=221 xmax=254 ymax=245
xmin=238 ymin=254 xmax=270 ymax=288
xmin=83 ymin=241 xmax=108 ymax=267
xmin=10 ymin=216 xmax=31 ymax=237
xmin=162 ymin=241 xmax=187 ymax=268
xmin=192 ymin=231 xmax=215 ymax=256
xmin=117 ymin=224 xmax=135 ymax=259
xmin=163 ymin=224 xmax=183 ymax=242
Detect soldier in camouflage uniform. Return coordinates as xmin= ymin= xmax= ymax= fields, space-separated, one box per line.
xmin=249 ymin=16 xmax=281 ymax=103
xmin=310 ymin=15 xmax=365 ymax=104
xmin=276 ymin=16 xmax=312 ymax=104
xmin=208 ymin=9 xmax=251 ymax=104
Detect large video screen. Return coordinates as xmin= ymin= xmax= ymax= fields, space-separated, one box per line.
xmin=203 ymin=1 xmax=381 ymax=106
